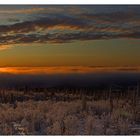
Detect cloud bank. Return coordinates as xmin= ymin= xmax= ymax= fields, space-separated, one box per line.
xmin=0 ymin=5 xmax=140 ymax=49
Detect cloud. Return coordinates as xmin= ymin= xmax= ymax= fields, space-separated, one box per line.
xmin=0 ymin=15 xmax=88 ymax=33
xmin=0 ymin=45 xmax=13 ymax=51
xmin=0 ymin=7 xmax=46 ymax=14
xmin=81 ymin=11 xmax=140 ymax=23
xmin=0 ymin=6 xmax=86 ymax=15
xmin=0 ymin=7 xmax=140 ymax=48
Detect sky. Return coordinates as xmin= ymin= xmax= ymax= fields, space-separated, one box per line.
xmin=0 ymin=5 xmax=140 ymax=74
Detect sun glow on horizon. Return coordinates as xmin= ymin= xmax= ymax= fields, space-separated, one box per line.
xmin=0 ymin=66 xmax=140 ymax=75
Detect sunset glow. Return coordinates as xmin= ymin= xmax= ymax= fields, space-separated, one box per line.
xmin=0 ymin=66 xmax=139 ymax=75
xmin=0 ymin=5 xmax=139 ymax=136
xmin=0 ymin=5 xmax=139 ymax=69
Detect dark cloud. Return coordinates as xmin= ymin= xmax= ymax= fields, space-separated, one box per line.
xmin=0 ymin=16 xmax=88 ymax=34
xmin=0 ymin=8 xmax=140 ymax=47
xmin=81 ymin=11 xmax=140 ymax=23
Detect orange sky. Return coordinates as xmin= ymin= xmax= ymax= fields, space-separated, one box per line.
xmin=0 ymin=66 xmax=140 ymax=75
xmin=0 ymin=6 xmax=139 ymax=69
